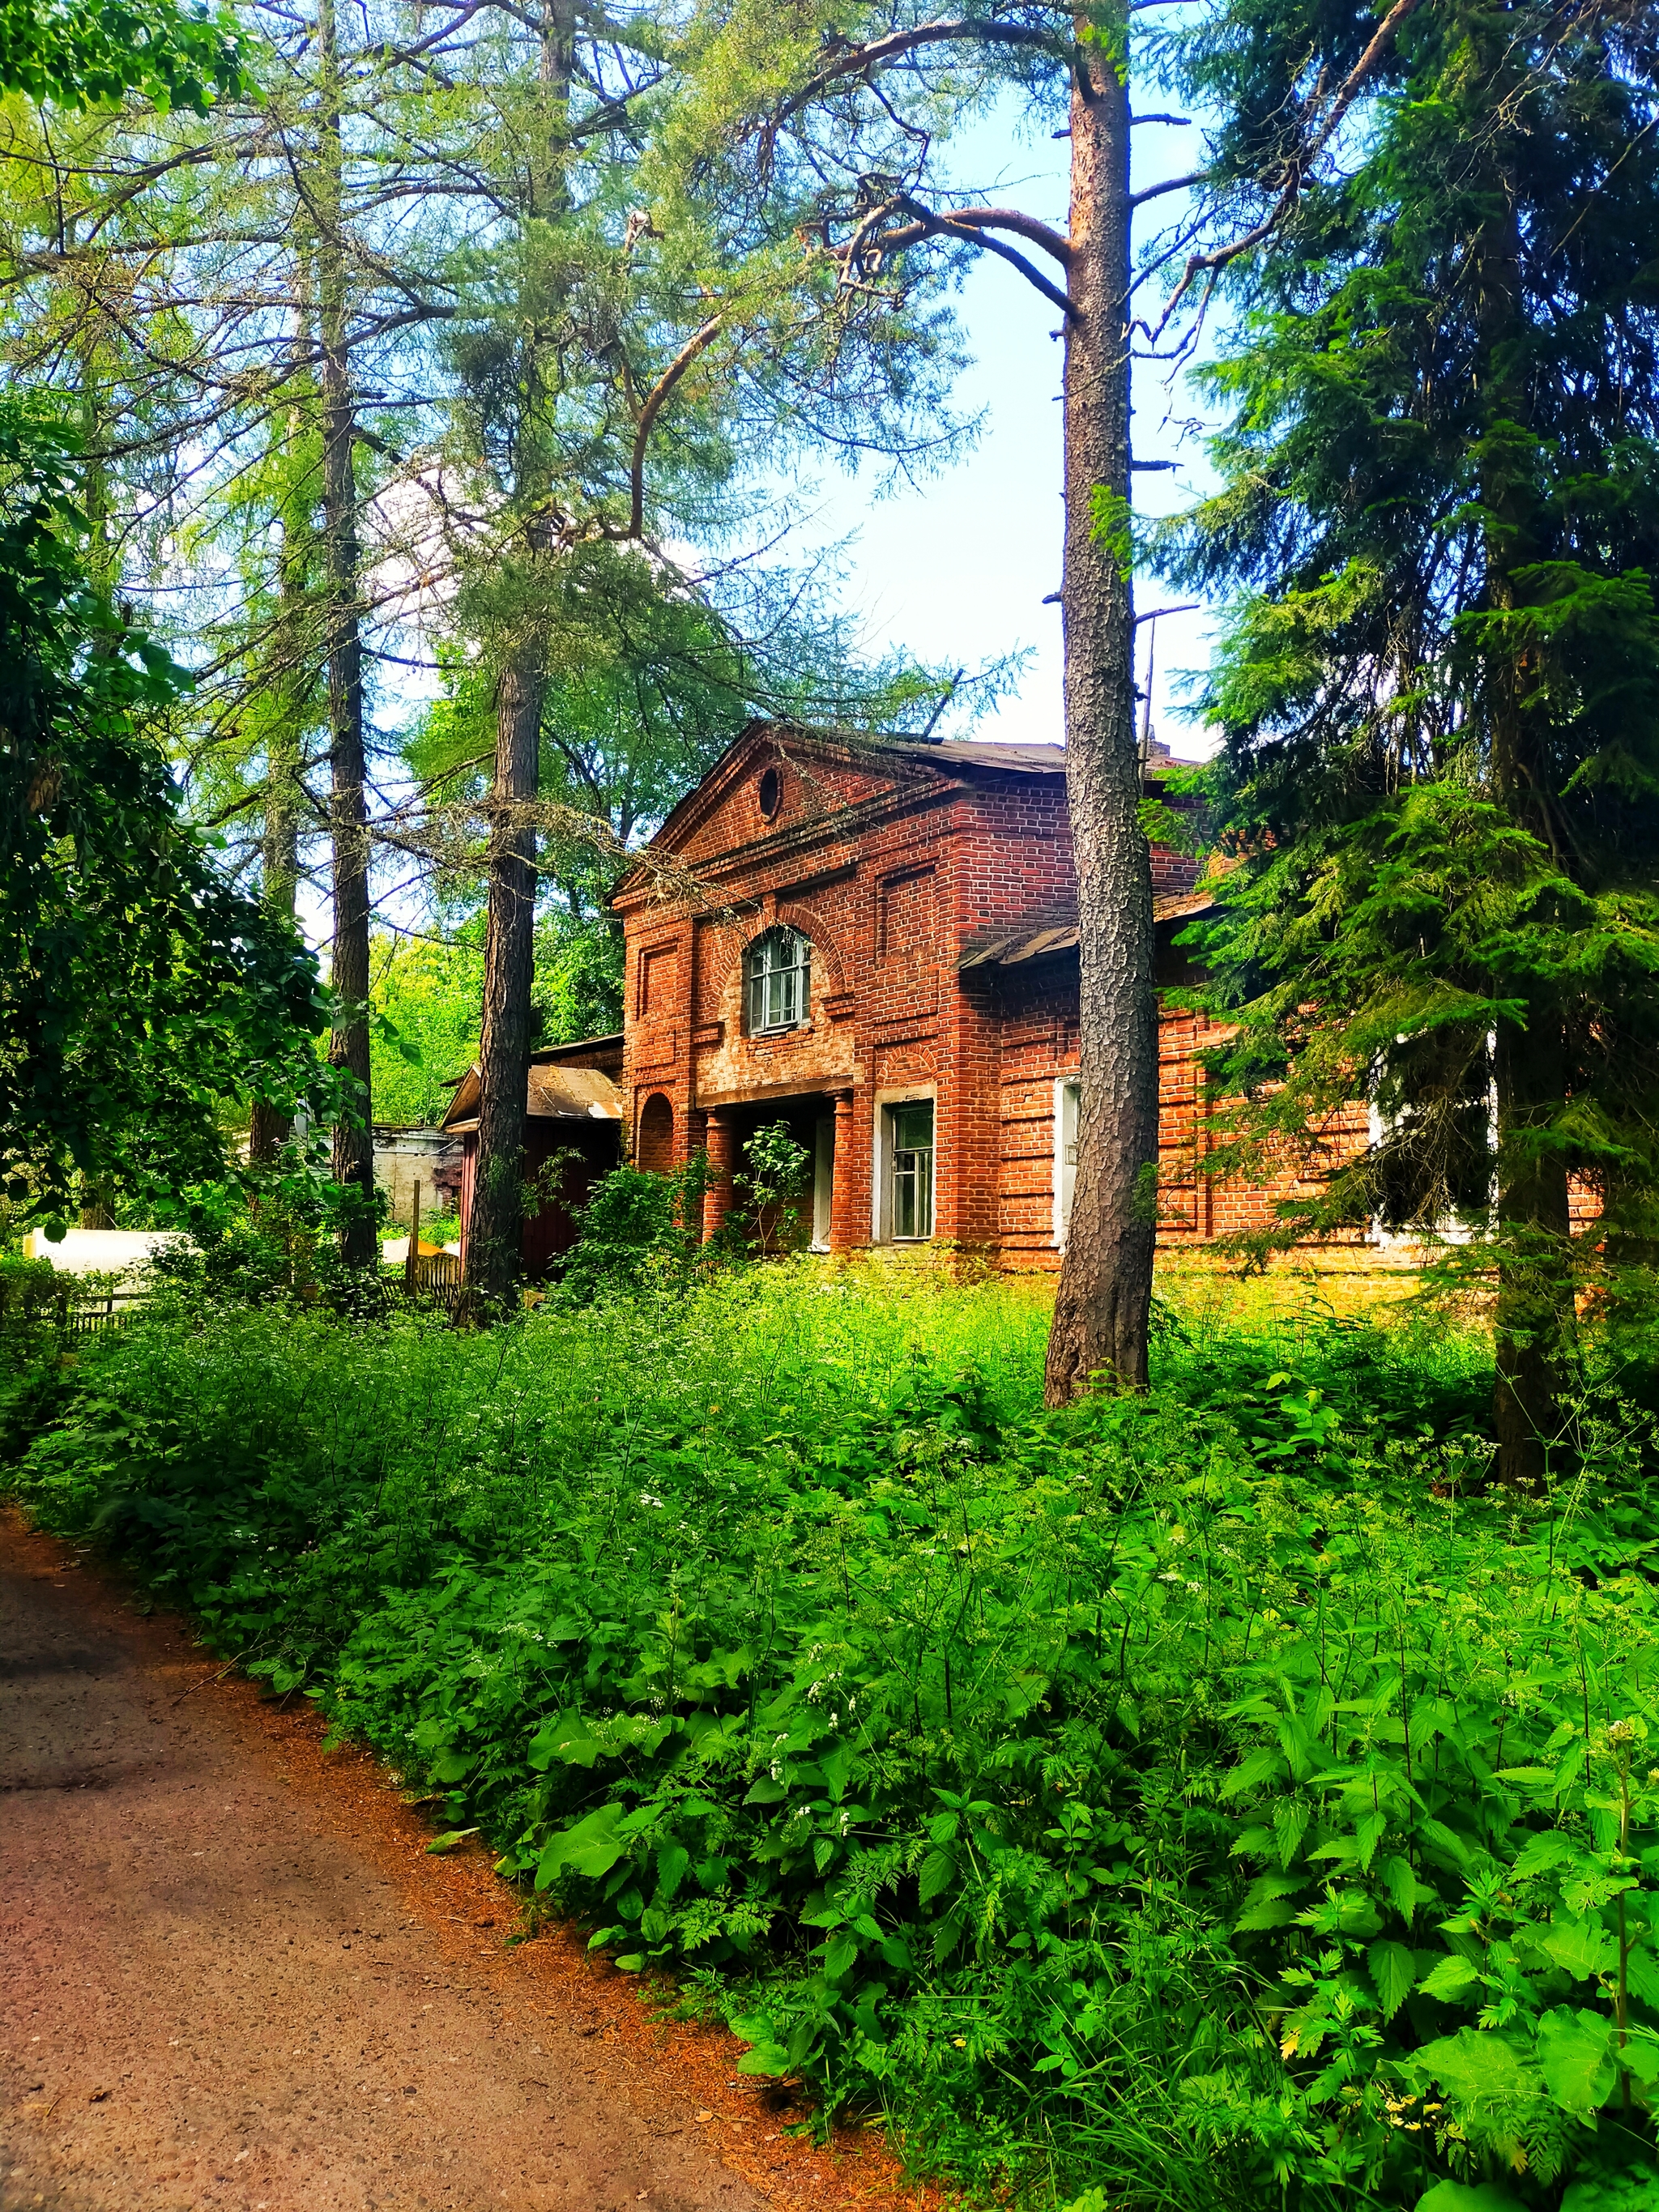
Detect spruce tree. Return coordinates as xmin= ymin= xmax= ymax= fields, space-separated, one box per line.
xmin=1169 ymin=0 xmax=1659 ymax=1481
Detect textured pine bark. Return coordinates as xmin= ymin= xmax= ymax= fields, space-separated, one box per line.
xmin=463 ymin=657 xmax=542 ymax=1307
xmin=1492 ymin=1018 xmax=1573 ymax=1485
xmin=1043 ymin=27 xmax=1159 ymax=1404
xmin=461 ymin=0 xmax=572 ymax=1311
xmin=1474 ymin=122 xmax=1576 ymax=1484
xmin=318 ymin=0 xmax=376 ymax=1269
xmin=249 ymin=466 xmax=307 ymax=1169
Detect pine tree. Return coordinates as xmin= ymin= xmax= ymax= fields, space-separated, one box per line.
xmin=1169 ymin=0 xmax=1659 ymax=1482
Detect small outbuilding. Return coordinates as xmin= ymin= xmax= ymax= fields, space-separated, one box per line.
xmin=440 ymin=1034 xmax=624 ymax=1277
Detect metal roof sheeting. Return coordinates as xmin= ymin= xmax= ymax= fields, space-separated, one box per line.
xmin=441 ymin=1059 xmax=622 ymax=1132
xmin=957 ymin=889 xmax=1217 ymax=972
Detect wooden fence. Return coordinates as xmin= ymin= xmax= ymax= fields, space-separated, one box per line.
xmin=2 ymin=1251 xmax=469 ymax=1340
xmin=56 ymin=1287 xmax=151 ymax=1336
xmin=386 ymin=1251 xmax=465 ymax=1316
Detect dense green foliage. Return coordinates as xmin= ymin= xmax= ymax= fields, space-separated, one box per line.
xmin=8 ymin=1268 xmax=1659 ymax=2208
xmin=0 ymin=0 xmax=246 ymax=111
xmin=1165 ymin=0 xmax=1659 ymax=1475
xmin=368 ymin=932 xmax=484 ymax=1130
xmin=0 ymin=403 xmax=328 ymax=1226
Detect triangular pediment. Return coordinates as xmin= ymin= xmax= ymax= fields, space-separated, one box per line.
xmin=643 ymin=720 xmax=962 ymax=871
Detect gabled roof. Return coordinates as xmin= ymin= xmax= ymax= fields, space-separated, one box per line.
xmin=632 ymin=719 xmax=958 ymax=872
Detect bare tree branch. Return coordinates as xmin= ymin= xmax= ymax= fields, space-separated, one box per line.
xmin=1154 ymin=0 xmax=1424 ymax=331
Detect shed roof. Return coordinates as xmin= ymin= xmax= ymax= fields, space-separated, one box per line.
xmin=441 ymin=1059 xmax=622 ymax=1134
xmin=957 ymin=888 xmax=1217 ymax=972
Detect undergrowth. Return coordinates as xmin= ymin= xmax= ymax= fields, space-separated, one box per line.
xmin=6 ymin=1259 xmax=1659 ymax=2210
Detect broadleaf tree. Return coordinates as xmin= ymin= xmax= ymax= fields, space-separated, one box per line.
xmin=0 ymin=403 xmax=327 ymax=1228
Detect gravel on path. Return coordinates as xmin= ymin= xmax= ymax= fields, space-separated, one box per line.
xmin=0 ymin=1514 xmax=930 ymax=2212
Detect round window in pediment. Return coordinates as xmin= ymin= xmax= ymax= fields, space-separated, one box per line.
xmin=757 ymin=765 xmax=783 ymax=820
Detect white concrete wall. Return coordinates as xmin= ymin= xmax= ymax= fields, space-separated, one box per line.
xmin=21 ymin=1230 xmax=193 ymax=1278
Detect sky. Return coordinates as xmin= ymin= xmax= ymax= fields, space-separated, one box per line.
xmin=774 ymin=96 xmax=1222 ymax=761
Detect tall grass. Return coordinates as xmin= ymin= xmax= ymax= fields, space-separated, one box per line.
xmin=6 ymin=1259 xmax=1658 ymax=2210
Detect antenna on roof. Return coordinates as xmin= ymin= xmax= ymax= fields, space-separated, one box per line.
xmin=1137 ymin=614 xmax=1177 ymax=767
xmin=1141 ymin=624 xmax=1155 ymax=763
xmin=918 ymin=668 xmax=965 ymax=743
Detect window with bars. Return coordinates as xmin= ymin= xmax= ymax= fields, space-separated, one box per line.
xmin=744 ymin=927 xmax=811 ymax=1034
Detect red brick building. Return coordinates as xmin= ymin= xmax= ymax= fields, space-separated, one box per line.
xmin=614 ymin=721 xmax=1349 ymax=1266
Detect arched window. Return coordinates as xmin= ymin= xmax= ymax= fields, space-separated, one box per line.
xmin=744 ymin=927 xmax=811 ymax=1035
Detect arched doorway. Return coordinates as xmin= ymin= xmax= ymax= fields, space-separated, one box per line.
xmin=637 ymin=1093 xmax=674 ymax=1172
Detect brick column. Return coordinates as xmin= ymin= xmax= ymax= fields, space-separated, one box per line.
xmin=684 ymin=1106 xmax=708 ymax=1242
xmin=685 ymin=1106 xmax=707 ymax=1170
xmin=829 ymin=1089 xmax=856 ymax=1253
xmin=702 ymin=1109 xmax=735 ymax=1243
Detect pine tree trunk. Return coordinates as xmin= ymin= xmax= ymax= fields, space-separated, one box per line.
xmin=1492 ymin=1017 xmax=1572 ymax=1485
xmin=78 ymin=1179 xmax=115 ymax=1230
xmin=249 ymin=440 xmax=308 ymax=1168
xmin=317 ymin=0 xmax=376 ymax=1268
xmin=1043 ymin=27 xmax=1158 ymax=1402
xmin=1473 ymin=100 xmax=1576 ymax=1482
xmin=464 ymin=655 xmax=542 ymax=1306
xmin=461 ymin=0 xmax=570 ymax=1312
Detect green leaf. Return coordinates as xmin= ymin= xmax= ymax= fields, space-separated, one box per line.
xmin=918 ymin=1848 xmax=957 ymax=1904
xmin=1222 ymin=1744 xmax=1287 ymax=1799
xmin=1381 ymin=1852 xmax=1427 ymax=1926
xmin=1537 ymin=1916 xmax=1614 ymax=1981
xmin=1237 ymin=1897 xmax=1300 ymax=1931
xmin=1625 ymin=1940 xmax=1659 ymax=2009
xmin=1368 ymin=1939 xmax=1415 ymax=2022
xmin=1419 ymin=1818 xmax=1471 ymax=1868
xmin=820 ymin=1741 xmax=855 ymax=1801
xmin=822 ymin=1932 xmax=859 ymax=1982
xmin=535 ymin=1805 xmax=626 ymax=1886
xmin=1512 ymin=1831 xmax=1580 ymax=1878
xmin=1536 ymin=2006 xmax=1618 ymax=2111
xmin=1418 ymin=1952 xmax=1482 ymax=2002
xmin=1274 ymin=1801 xmax=1311 ymax=1869
xmin=734 ymin=2043 xmax=792 ymax=2076
xmin=1356 ymin=1807 xmax=1388 ymax=1872
xmin=425 ymin=1827 xmax=480 ymax=1855
xmin=527 ymin=1713 xmax=599 ymax=1771
xmin=1410 ymin=2028 xmax=1535 ymax=2101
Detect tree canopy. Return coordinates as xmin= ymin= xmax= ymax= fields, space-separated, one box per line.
xmin=1170 ymin=0 xmax=1659 ymax=1477
xmin=0 ymin=403 xmax=326 ymax=1227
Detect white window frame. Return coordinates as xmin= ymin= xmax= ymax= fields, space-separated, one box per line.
xmin=811 ymin=1112 xmax=834 ymax=1251
xmin=744 ymin=927 xmax=811 ymax=1035
xmin=1366 ymin=1029 xmax=1499 ymax=1249
xmin=1054 ymin=1077 xmax=1081 ymax=1247
xmin=871 ymin=1087 xmax=937 ymax=1243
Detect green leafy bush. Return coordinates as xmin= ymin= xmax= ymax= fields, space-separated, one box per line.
xmin=6 ymin=1266 xmax=1657 ymax=2208
xmin=556 ymin=1157 xmax=710 ymax=1303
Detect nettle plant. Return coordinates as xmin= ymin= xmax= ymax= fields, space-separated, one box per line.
xmin=1187 ymin=1479 xmax=1659 ymax=2200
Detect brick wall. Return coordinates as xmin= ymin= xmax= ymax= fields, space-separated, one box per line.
xmin=614 ymin=723 xmax=1367 ymax=1263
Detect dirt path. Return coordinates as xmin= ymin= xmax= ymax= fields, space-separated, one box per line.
xmin=0 ymin=1516 xmax=932 ymax=2212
